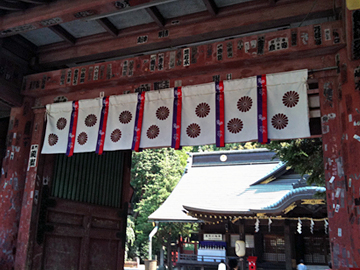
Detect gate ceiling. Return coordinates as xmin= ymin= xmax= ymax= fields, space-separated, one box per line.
xmin=0 ymin=0 xmax=339 ymax=69
xmin=0 ymin=0 xmax=340 ymax=116
xmin=2 ymin=0 xmax=360 ymax=269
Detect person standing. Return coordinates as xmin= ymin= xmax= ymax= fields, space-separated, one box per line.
xmin=218 ymin=260 xmax=226 ymax=270
xmin=297 ymin=259 xmax=307 ymax=270
xmin=228 ymin=259 xmax=239 ymax=270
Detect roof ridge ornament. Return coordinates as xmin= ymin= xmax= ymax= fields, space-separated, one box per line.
xmin=292 ymin=177 xmax=307 ymax=189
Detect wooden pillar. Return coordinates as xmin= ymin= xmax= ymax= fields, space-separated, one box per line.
xmin=0 ymin=99 xmax=34 ymax=270
xmin=239 ymin=220 xmax=246 ymax=270
xmin=225 ymin=221 xmax=229 ymax=259
xmin=284 ymin=220 xmax=293 ymax=270
xmin=254 ymin=232 xmax=263 ymax=262
xmin=318 ymin=72 xmax=349 ymax=269
xmin=317 ymin=47 xmax=360 ymax=268
xmin=167 ymin=237 xmax=172 ymax=270
xmin=13 ymin=108 xmax=46 ymax=270
xmin=118 ymin=150 xmax=133 ymax=270
xmin=316 ymin=5 xmax=360 ymax=268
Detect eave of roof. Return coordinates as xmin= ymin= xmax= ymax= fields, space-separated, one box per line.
xmin=250 ymin=161 xmax=287 ymax=185
xmin=148 ymin=150 xmax=325 ymax=222
xmin=182 ymin=186 xmax=326 ymax=216
xmin=256 ymin=186 xmax=326 ymax=211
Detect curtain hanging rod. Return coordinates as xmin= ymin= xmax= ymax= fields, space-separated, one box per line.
xmin=308 ymin=66 xmax=338 ymax=73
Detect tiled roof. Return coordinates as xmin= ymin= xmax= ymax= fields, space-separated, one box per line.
xmin=148 ymin=149 xmax=324 ymax=222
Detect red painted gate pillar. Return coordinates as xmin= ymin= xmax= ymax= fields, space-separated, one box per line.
xmin=13 ymin=108 xmax=46 ymax=270
xmin=319 ymin=47 xmax=360 ymax=269
xmin=0 ymin=99 xmax=34 ymax=270
xmin=319 ymin=3 xmax=360 ymax=268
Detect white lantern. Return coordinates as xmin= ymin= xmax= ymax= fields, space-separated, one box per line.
xmin=235 ymin=240 xmax=246 ymax=257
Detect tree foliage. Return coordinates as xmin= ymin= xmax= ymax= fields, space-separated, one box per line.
xmin=264 ymin=138 xmax=324 ymax=186
xmin=129 ymin=147 xmax=197 ymax=262
xmin=191 ymin=142 xmax=257 ymax=152
xmin=125 ymin=216 xmax=136 ymax=260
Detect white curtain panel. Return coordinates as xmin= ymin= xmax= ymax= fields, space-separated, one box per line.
xmin=103 ymin=94 xmax=138 ymax=151
xmin=73 ymin=99 xmax=102 ymax=153
xmin=180 ymin=82 xmax=216 ymax=146
xmin=140 ymin=88 xmax=174 ymax=149
xmin=266 ymin=69 xmax=310 ymax=139
xmin=223 ymin=77 xmax=258 ymax=143
xmin=41 ymin=101 xmax=73 ymax=154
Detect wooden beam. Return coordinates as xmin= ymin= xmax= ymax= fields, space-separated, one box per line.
xmin=23 ymin=20 xmax=344 ymax=99
xmin=0 ymin=1 xmax=27 ymax=11
xmin=37 ymin=0 xmax=340 ymax=67
xmin=269 ymin=0 xmax=277 ymax=6
xmin=145 ymin=6 xmax=166 ymax=28
xmin=7 ymin=34 xmax=38 ymax=52
xmin=202 ymin=0 xmax=218 ymax=16
xmin=0 ymin=0 xmax=171 ymax=37
xmin=26 ymin=54 xmax=340 ymax=114
xmin=20 ymin=0 xmax=50 ymax=4
xmin=0 ymin=81 xmax=23 ymax=107
xmin=49 ymin=25 xmax=76 ymax=45
xmin=0 ymin=105 xmax=11 ymax=118
xmin=96 ymin=18 xmax=118 ymax=37
xmin=2 ymin=35 xmax=38 ymax=62
xmin=48 ymin=198 xmax=127 ymax=218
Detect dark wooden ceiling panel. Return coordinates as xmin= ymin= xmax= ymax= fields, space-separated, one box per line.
xmin=96 ymin=18 xmax=118 ymax=37
xmin=202 ymin=0 xmax=218 ymax=16
xmin=0 ymin=1 xmax=28 ymax=11
xmin=0 ymin=0 xmax=343 ymax=72
xmin=34 ymin=0 xmax=339 ymax=68
xmin=145 ymin=6 xmax=166 ymax=28
xmin=49 ymin=25 xmax=76 ymax=45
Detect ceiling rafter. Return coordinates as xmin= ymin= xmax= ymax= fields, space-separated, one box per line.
xmin=202 ymin=0 xmax=218 ymax=16
xmin=0 ymin=0 xmax=339 ymax=69
xmin=145 ymin=6 xmax=166 ymax=28
xmin=20 ymin=0 xmax=49 ymax=4
xmin=7 ymin=34 xmax=38 ymax=52
xmin=49 ymin=25 xmax=76 ymax=45
xmin=1 ymin=35 xmax=38 ymax=64
xmin=269 ymin=0 xmax=277 ymax=6
xmin=0 ymin=1 xmax=27 ymax=11
xmin=0 ymin=81 xmax=23 ymax=107
xmin=37 ymin=0 xmax=276 ymax=54
xmin=0 ymin=0 xmax=172 ymax=37
xmin=96 ymin=18 xmax=119 ymax=37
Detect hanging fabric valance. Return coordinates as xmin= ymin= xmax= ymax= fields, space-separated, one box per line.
xmin=41 ymin=69 xmax=310 ymax=156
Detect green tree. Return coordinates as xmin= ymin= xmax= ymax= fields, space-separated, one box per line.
xmin=130 ymin=148 xmax=196 ymax=264
xmin=189 ymin=139 xmax=324 ymax=186
xmin=191 ymin=142 xmax=256 ymax=152
xmin=264 ymin=138 xmax=324 ymax=186
xmin=125 ymin=216 xmax=136 ymax=260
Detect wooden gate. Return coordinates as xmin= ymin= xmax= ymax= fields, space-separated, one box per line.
xmin=32 ymin=151 xmax=132 ymax=270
